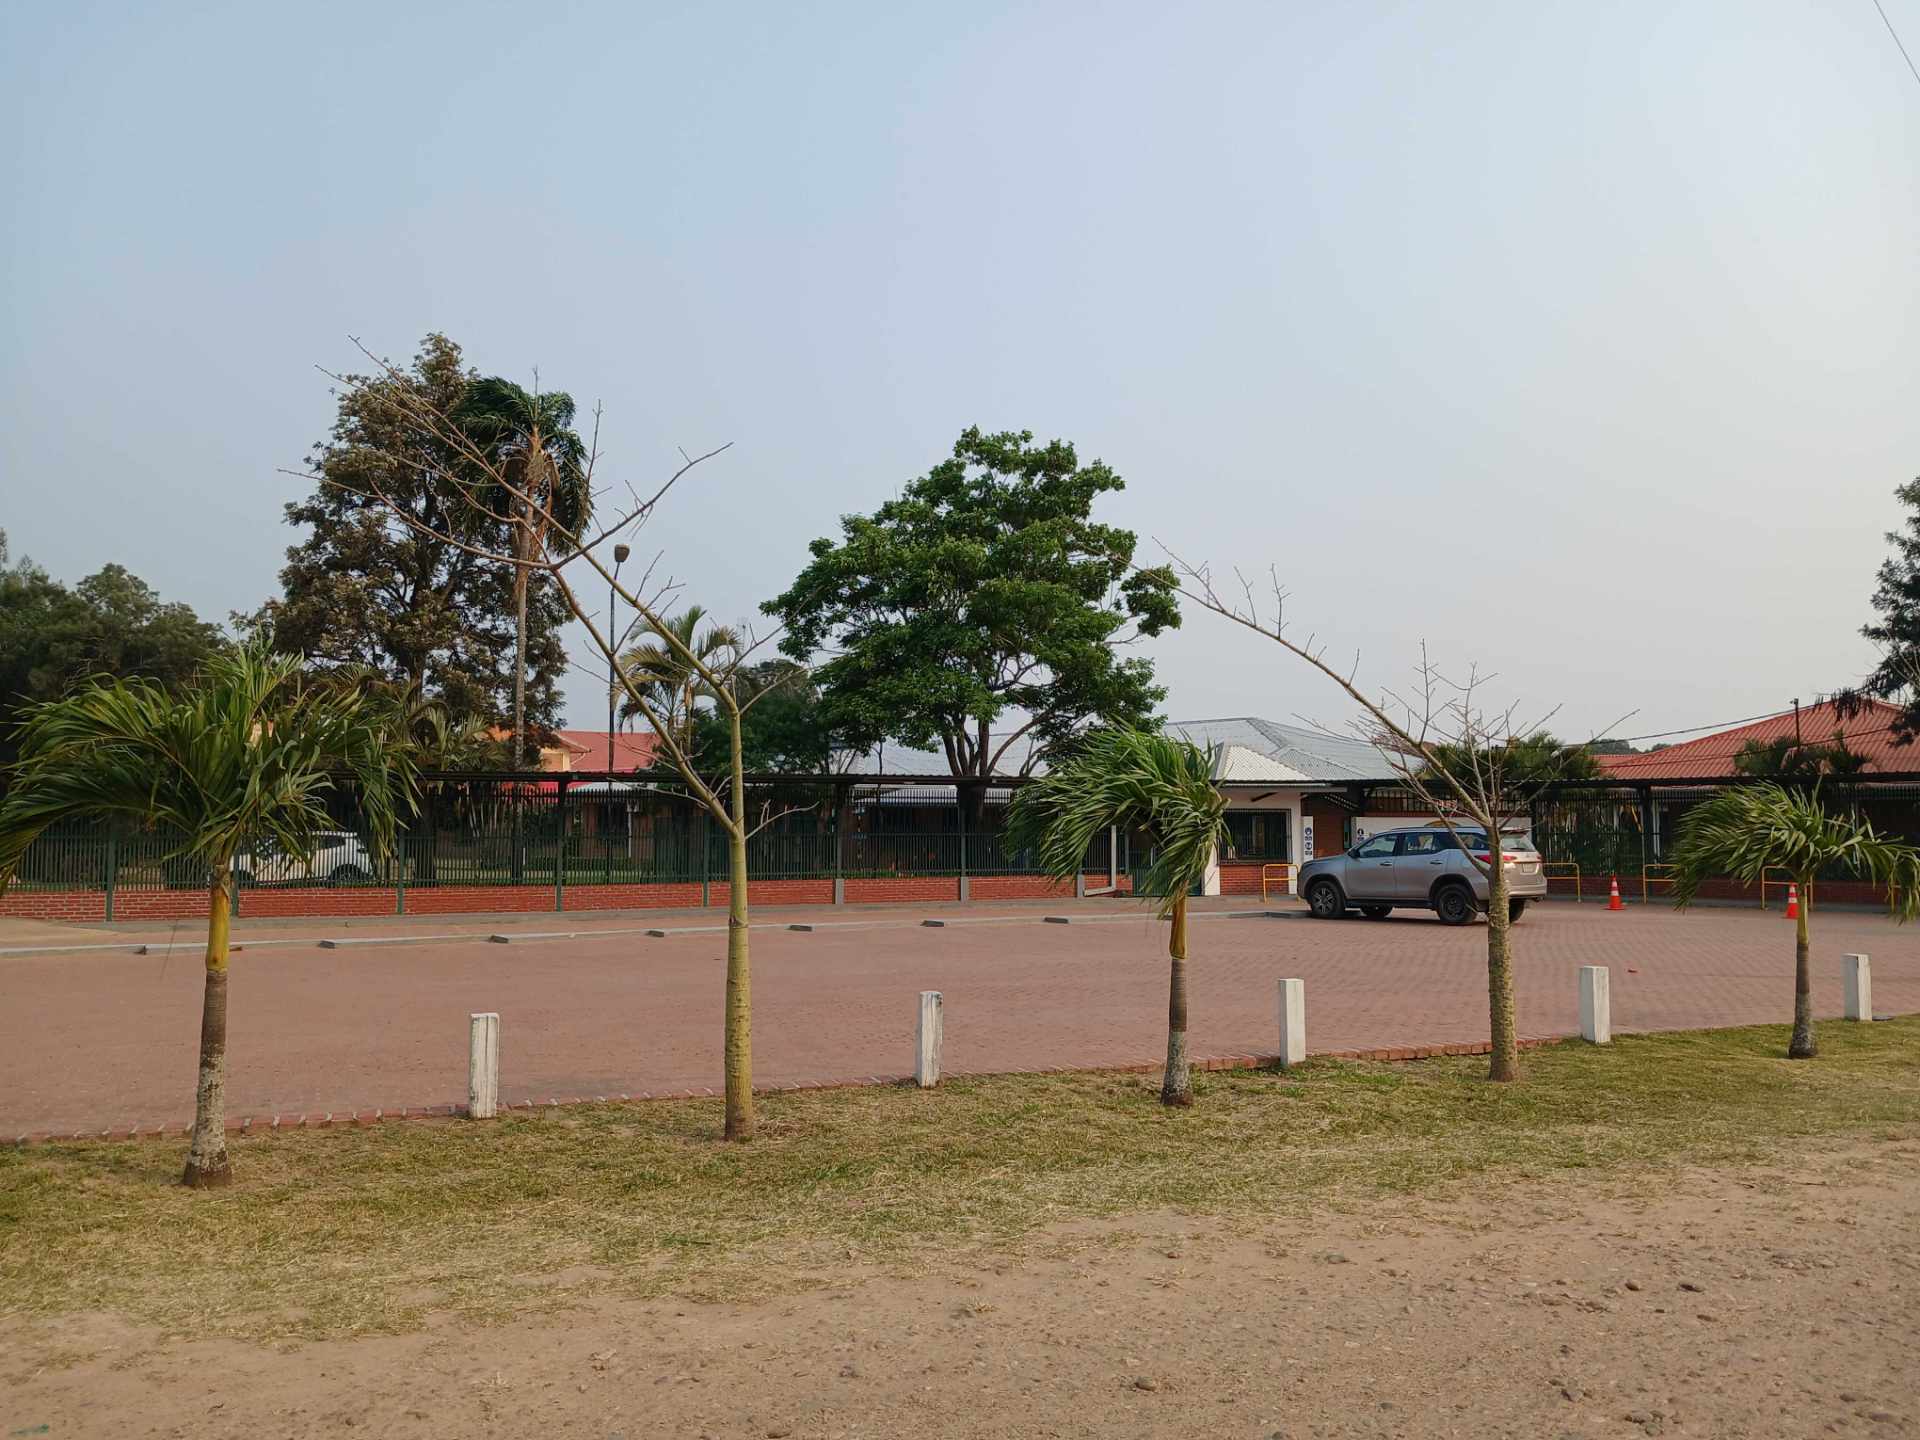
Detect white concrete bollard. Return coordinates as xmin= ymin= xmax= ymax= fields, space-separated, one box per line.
xmin=1843 ymin=954 xmax=1872 ymax=1022
xmin=468 ymin=1012 xmax=500 ymax=1119
xmin=1579 ymin=965 xmax=1610 ymax=1044
xmin=1277 ymin=978 xmax=1306 ymax=1069
xmin=915 ymin=991 xmax=944 ymax=1088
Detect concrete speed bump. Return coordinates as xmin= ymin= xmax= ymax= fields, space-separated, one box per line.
xmin=317 ymin=934 xmax=469 ymax=949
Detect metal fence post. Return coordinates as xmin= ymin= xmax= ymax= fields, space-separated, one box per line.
xmin=104 ymin=828 xmax=118 ymax=922
xmin=554 ymin=781 xmax=568 ymax=915
xmin=957 ymin=829 xmax=969 ymax=902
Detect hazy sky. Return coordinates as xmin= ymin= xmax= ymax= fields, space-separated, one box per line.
xmin=4 ymin=1 xmax=1916 ymax=748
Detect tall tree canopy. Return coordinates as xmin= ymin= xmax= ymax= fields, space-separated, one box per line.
xmin=690 ymin=659 xmax=837 ymax=777
xmin=0 ymin=531 xmax=224 ymax=764
xmin=618 ymin=606 xmax=742 ymax=744
xmin=1731 ymin=731 xmax=1869 ymax=787
xmin=766 ymin=428 xmax=1180 ymax=815
xmin=241 ymin=334 xmax=571 ymax=735
xmin=1417 ymin=731 xmax=1603 ymax=796
xmin=1857 ymin=477 xmax=1920 ymax=744
xmin=455 ymin=375 xmax=592 ymax=767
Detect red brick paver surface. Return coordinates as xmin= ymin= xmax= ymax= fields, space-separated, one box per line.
xmin=2 ymin=900 xmax=1914 ymax=1136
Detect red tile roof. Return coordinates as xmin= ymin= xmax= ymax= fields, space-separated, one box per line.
xmin=548 ymin=730 xmax=662 ymax=773
xmin=1596 ymin=699 xmax=1913 ymax=780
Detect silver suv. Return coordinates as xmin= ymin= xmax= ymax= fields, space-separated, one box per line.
xmin=1296 ymin=825 xmax=1546 ymax=925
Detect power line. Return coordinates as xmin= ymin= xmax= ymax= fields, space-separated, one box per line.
xmin=1601 ymin=718 xmax=1905 ymax=767
xmin=1872 ymin=0 xmax=1920 ymax=90
xmin=1602 ymin=706 xmax=1798 ymax=746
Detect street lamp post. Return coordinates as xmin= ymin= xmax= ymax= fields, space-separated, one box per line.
xmin=607 ymin=543 xmax=630 ymax=885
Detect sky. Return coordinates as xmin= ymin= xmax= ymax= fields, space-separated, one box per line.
xmin=3 ymin=0 xmax=1917 ymax=750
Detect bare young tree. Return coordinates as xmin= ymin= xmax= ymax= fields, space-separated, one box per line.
xmin=1172 ymin=558 xmax=1612 ymax=1083
xmin=304 ymin=342 xmax=787 ymax=1140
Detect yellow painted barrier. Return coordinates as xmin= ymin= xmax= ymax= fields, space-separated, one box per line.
xmin=1542 ymin=861 xmax=1582 ymax=902
xmin=1760 ymin=867 xmax=1812 ymax=911
xmin=1261 ymin=863 xmax=1294 ymax=904
xmin=1642 ymin=863 xmax=1678 ymax=904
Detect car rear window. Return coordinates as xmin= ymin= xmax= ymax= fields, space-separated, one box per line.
xmin=1459 ymin=832 xmax=1538 ymax=853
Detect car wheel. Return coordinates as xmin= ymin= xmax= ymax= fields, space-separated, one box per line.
xmin=1359 ymin=905 xmax=1392 ymax=920
xmin=1306 ymin=880 xmax=1346 ymax=919
xmin=1434 ymin=883 xmax=1476 ymax=926
xmin=1508 ymin=898 xmax=1529 ymax=923
xmin=328 ymin=864 xmax=373 ymax=888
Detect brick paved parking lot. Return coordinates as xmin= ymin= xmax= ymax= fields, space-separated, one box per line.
xmin=1 ymin=898 xmax=1914 ymax=1136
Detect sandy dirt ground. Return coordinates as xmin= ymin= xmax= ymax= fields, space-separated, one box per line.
xmin=4 ymin=1135 xmax=1916 ymax=1440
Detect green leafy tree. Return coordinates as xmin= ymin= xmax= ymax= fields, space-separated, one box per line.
xmin=690 ymin=660 xmax=834 ymax=772
xmin=1420 ymin=731 xmax=1602 ymax=799
xmin=303 ymin=359 xmax=765 ymax=1139
xmin=616 ymin=605 xmax=742 ymax=747
xmin=0 ymin=645 xmax=422 ymax=1186
xmin=243 ymin=335 xmax=570 ymax=738
xmin=0 ymin=534 xmax=223 ymax=764
xmin=1857 ymin=476 xmax=1920 ymax=744
xmin=767 ymin=428 xmax=1181 ymax=827
xmin=1585 ymin=738 xmax=1640 ymax=756
xmin=1667 ymin=784 xmax=1919 ymax=1059
xmin=456 ymin=376 xmax=591 ymax=769
xmin=1006 ymin=729 xmax=1226 ymax=1106
xmin=1732 ymin=731 xmax=1869 ymax=788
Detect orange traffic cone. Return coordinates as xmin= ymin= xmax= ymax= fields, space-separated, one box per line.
xmin=1608 ymin=875 xmax=1624 ymax=911
xmin=1785 ymin=883 xmax=1799 ymax=920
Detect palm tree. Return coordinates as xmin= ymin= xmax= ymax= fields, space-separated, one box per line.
xmin=614 ymin=606 xmax=742 ymax=747
xmin=1667 ymin=783 xmax=1919 ymax=1059
xmin=0 ymin=645 xmax=421 ymax=1186
xmin=1006 ymin=729 xmax=1227 ymax=1105
xmin=456 ymin=377 xmax=590 ymax=769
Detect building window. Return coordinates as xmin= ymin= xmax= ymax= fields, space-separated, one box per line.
xmin=1223 ymin=811 xmax=1290 ymax=862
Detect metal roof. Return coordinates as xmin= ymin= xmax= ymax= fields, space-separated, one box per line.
xmin=1596 ymin=700 xmax=1912 ymax=780
xmin=824 ymin=717 xmax=1404 ymax=785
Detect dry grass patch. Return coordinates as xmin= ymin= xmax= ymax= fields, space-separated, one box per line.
xmin=3 ymin=1017 xmax=1917 ymax=1341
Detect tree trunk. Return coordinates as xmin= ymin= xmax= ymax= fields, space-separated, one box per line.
xmin=510 ymin=525 xmax=529 ymax=883
xmin=182 ymin=868 xmax=235 ymax=1188
xmin=1788 ymin=879 xmax=1816 ymax=1059
xmin=723 ymin=706 xmax=755 ymax=1140
xmin=512 ymin=553 xmax=528 ymax=770
xmin=1484 ymin=842 xmax=1519 ymax=1082
xmin=1161 ymin=892 xmax=1193 ymax=1106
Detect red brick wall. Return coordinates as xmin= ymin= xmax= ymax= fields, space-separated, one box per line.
xmin=560 ymin=882 xmax=707 ymax=912
xmin=0 ymin=868 xmax=1147 ymax=921
xmin=0 ymin=891 xmax=109 ymax=922
xmin=1218 ymin=861 xmax=1289 ymax=896
xmin=970 ymin=875 xmax=1071 ymax=900
xmin=843 ymin=876 xmax=961 ymax=904
xmin=1303 ymin=797 xmax=1348 ymax=858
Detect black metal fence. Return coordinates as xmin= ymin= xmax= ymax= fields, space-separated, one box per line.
xmin=3 ymin=776 xmax=1126 ymax=902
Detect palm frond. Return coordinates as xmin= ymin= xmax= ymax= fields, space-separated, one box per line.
xmin=0 ymin=643 xmax=423 ymax=892
xmin=1667 ymin=783 xmax=1920 ymax=921
xmin=1005 ymin=728 xmax=1226 ymax=919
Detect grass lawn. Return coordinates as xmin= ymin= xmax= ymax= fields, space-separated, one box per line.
xmin=3 ymin=1017 xmax=1917 ymax=1342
